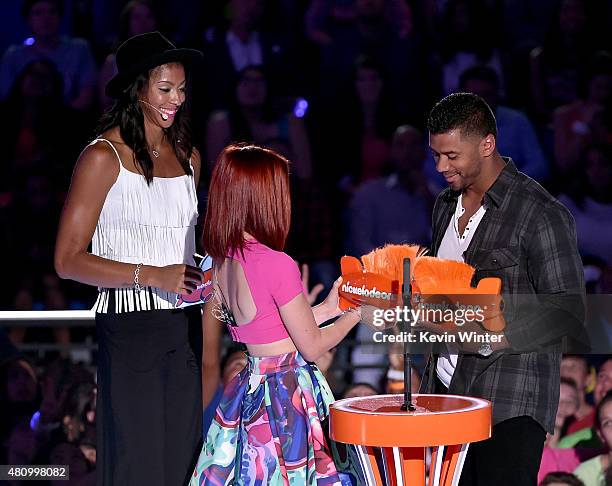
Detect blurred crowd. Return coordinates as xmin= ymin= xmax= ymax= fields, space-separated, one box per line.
xmin=0 ymin=349 xmax=96 ymax=485
xmin=1 ymin=0 xmax=612 ymax=483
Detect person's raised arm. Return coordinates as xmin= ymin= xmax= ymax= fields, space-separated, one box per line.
xmin=54 ymin=142 xmax=202 ymax=293
xmin=272 ymin=254 xmax=362 ymax=361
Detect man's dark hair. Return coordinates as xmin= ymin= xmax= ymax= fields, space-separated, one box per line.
xmin=427 ymin=92 xmax=497 ymax=139
xmin=459 ymin=65 xmax=500 ymax=91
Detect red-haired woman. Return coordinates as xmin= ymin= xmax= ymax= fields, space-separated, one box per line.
xmin=190 ymin=144 xmax=365 ymax=484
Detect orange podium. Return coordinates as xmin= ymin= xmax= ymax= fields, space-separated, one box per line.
xmin=330 ymin=394 xmax=491 ymax=486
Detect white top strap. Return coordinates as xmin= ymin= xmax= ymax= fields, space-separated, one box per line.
xmin=90 ymin=138 xmax=125 ymax=170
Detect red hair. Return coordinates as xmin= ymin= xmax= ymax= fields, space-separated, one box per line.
xmin=203 ymin=143 xmax=291 ymax=260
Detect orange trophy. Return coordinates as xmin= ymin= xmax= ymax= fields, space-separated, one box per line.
xmin=334 ymin=244 xmax=500 ymax=485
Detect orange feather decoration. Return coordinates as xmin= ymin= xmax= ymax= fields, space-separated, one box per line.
xmin=361 ymin=244 xmax=427 ymax=287
xmin=412 ymin=256 xmax=475 ymax=294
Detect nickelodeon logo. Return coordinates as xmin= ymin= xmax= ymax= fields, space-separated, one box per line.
xmin=341 ymin=281 xmax=393 ymax=301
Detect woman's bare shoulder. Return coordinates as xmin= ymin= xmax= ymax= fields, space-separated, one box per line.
xmin=77 ymin=133 xmax=122 ymax=182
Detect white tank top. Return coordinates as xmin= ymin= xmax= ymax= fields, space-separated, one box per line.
xmin=89 ymin=138 xmax=198 ymax=313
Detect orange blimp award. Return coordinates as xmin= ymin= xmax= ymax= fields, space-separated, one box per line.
xmin=338 ymin=245 xmax=505 ymax=333
xmin=334 ymin=244 xmax=497 ymax=484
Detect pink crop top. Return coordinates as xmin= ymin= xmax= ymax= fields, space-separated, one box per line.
xmin=220 ymin=240 xmax=304 ymax=344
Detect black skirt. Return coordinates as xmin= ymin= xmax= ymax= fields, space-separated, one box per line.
xmin=95 ymin=303 xmax=202 ymax=486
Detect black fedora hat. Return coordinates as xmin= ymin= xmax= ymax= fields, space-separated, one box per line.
xmin=105 ymin=31 xmax=203 ymax=98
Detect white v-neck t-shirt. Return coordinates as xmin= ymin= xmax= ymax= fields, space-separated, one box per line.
xmin=436 ymin=193 xmax=487 ymax=387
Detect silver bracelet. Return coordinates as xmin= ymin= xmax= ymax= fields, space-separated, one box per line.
xmin=134 ymin=263 xmax=143 ymax=292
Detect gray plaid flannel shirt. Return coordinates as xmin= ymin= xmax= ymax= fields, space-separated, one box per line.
xmin=424 ymin=158 xmax=586 ymax=433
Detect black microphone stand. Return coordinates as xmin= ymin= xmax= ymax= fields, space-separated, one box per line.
xmin=400 ymin=257 xmax=416 ymax=411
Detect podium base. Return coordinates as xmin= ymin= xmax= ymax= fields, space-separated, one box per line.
xmin=330 ymin=394 xmax=491 ymax=486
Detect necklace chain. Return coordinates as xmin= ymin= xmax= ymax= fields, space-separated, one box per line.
xmin=150 ymin=135 xmax=164 ymax=158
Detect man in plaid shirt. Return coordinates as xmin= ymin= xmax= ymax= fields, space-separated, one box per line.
xmin=423 ymin=93 xmax=587 ymax=485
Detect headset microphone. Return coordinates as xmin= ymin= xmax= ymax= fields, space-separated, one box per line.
xmin=138 ymin=100 xmax=169 ymax=121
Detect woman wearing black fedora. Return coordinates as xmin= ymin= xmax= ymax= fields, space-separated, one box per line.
xmin=55 ymin=32 xmax=205 ymax=485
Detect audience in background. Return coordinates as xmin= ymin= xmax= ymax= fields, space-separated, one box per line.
xmin=0 ymin=59 xmax=87 ymax=185
xmin=558 ymin=143 xmax=612 ymax=265
xmin=332 ymin=56 xmax=402 ymax=192
xmin=205 ymin=64 xmax=312 ymax=178
xmin=540 ymin=472 xmax=585 ymax=486
xmin=561 ymin=355 xmax=595 ymax=432
xmin=538 ymin=378 xmax=582 ymax=482
xmin=98 ymin=0 xmax=159 ymax=111
xmin=530 ymin=0 xmax=605 ymax=122
xmin=0 ymin=357 xmax=96 ymax=475
xmin=305 ymin=0 xmax=413 ymax=47
xmin=459 ymin=65 xmax=549 ymax=181
xmin=573 ymin=390 xmax=612 ymax=484
xmin=347 ymin=124 xmax=432 ymax=256
xmin=201 ymin=0 xmax=295 ymax=111
xmin=553 ymin=52 xmax=612 ymax=179
xmin=436 ymin=0 xmax=504 ymax=97
xmin=313 ymin=0 xmax=425 ymax=120
xmin=342 ymin=382 xmax=378 ymax=399
xmin=559 ymin=359 xmax=612 ymax=449
xmin=0 ymin=0 xmax=97 ymax=111
xmin=0 ymin=356 xmax=39 ymax=454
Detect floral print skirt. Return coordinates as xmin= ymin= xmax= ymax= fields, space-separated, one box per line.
xmin=189 ymin=351 xmax=366 ymax=485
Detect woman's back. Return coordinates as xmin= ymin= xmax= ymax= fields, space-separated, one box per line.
xmin=216 ymin=240 xmax=304 ymax=355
